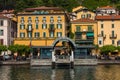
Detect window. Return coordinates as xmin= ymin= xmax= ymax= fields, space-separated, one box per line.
xmin=87 ymin=14 xmax=91 ymax=18
xmin=112 ymin=24 xmax=114 ymax=28
xmin=112 ymin=30 xmax=114 ymax=37
xmin=81 ymin=14 xmax=85 ymax=18
xmin=0 ymin=30 xmax=3 ymax=36
xmin=27 ymin=24 xmax=32 ymax=31
xmin=101 ymin=31 xmax=104 ymax=36
xmin=58 ymin=16 xmax=61 ymax=22
xmin=57 ymin=24 xmax=62 ymax=29
xmin=49 ymin=24 xmax=54 ymax=29
xmin=20 ymin=32 xmax=25 ymax=38
xmin=42 ymin=24 xmax=47 ymax=29
xmin=76 ymin=26 xmax=81 ymax=32
xmin=99 ymin=40 xmax=102 ymax=45
xmin=42 ymin=17 xmax=46 ymax=22
xmin=112 ymin=40 xmax=114 ymax=44
xmin=0 ymin=20 xmax=4 ymax=26
xmin=88 ymin=26 xmax=92 ymax=31
xmin=0 ymin=39 xmax=3 ymax=45
xmin=21 ymin=17 xmax=24 ymax=23
xmin=43 ymin=32 xmax=46 ymax=37
xmin=50 ymin=16 xmax=54 ymax=22
xmin=36 ymin=24 xmax=38 ymax=29
xmin=57 ymin=32 xmax=62 ymax=37
xmin=28 ymin=17 xmax=32 ymax=23
xmin=27 ymin=32 xmax=32 ymax=38
xmin=101 ymin=24 xmax=103 ymax=28
xmin=34 ymin=32 xmax=40 ymax=38
xmin=49 ymin=32 xmax=54 ymax=37
xmin=35 ymin=17 xmax=39 ymax=23
xmin=20 ymin=24 xmax=25 ymax=29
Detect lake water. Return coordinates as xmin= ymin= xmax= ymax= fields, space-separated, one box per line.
xmin=0 ymin=65 xmax=120 ymax=80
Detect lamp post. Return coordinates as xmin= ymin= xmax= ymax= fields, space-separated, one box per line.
xmin=27 ymin=24 xmax=33 ymax=59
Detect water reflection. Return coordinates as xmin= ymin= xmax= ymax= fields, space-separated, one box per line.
xmin=0 ymin=66 xmax=11 ymax=80
xmin=0 ymin=65 xmax=120 ymax=80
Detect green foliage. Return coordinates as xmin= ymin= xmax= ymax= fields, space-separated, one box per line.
xmin=100 ymin=45 xmax=116 ymax=55
xmin=8 ymin=44 xmax=30 ymax=56
xmin=1 ymin=0 xmax=120 ymax=12
xmin=116 ymin=46 xmax=120 ymax=52
xmin=69 ymin=31 xmax=74 ymax=39
xmin=0 ymin=45 xmax=7 ymax=54
xmin=94 ymin=44 xmax=99 ymax=49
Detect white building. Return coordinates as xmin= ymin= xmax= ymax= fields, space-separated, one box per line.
xmin=96 ymin=6 xmax=119 ymax=16
xmin=0 ymin=15 xmax=17 ymax=46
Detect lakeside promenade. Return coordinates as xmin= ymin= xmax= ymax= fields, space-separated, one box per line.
xmin=0 ymin=59 xmax=120 ymax=66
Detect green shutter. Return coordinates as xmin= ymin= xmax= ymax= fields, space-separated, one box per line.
xmin=88 ymin=26 xmax=92 ymax=31
xmin=36 ymin=24 xmax=38 ymax=29
xmin=76 ymin=26 xmax=80 ymax=32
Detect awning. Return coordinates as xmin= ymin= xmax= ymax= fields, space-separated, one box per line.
xmin=86 ymin=32 xmax=94 ymax=36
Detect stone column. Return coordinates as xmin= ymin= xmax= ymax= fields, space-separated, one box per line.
xmin=70 ymin=51 xmax=74 ymax=62
xmin=52 ymin=50 xmax=56 ymax=62
xmin=52 ymin=50 xmax=56 ymax=69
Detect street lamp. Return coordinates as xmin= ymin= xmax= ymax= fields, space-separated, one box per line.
xmin=27 ymin=24 xmax=33 ymax=59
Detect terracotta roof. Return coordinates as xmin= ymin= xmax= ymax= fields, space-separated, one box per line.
xmin=71 ymin=18 xmax=96 ymax=23
xmin=97 ymin=6 xmax=115 ymax=10
xmin=25 ymin=6 xmax=62 ymax=11
xmin=95 ymin=15 xmax=120 ymax=20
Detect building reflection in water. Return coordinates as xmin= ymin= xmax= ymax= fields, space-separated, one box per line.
xmin=51 ymin=69 xmax=75 ymax=80
xmin=0 ymin=66 xmax=11 ymax=80
xmin=94 ymin=65 xmax=120 ymax=80
xmin=0 ymin=65 xmax=120 ymax=80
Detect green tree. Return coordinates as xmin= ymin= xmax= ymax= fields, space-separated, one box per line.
xmin=0 ymin=45 xmax=7 ymax=55
xmin=100 ymin=45 xmax=116 ymax=55
xmin=8 ymin=44 xmax=30 ymax=56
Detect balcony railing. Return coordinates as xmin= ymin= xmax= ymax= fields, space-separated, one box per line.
xmin=48 ymin=28 xmax=55 ymax=32
xmin=109 ymin=34 xmax=117 ymax=39
xmin=26 ymin=28 xmax=33 ymax=32
xmin=75 ymin=39 xmax=94 ymax=44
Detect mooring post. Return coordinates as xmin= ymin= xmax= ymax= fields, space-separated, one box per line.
xmin=52 ymin=51 xmax=56 ymax=69
xmin=70 ymin=51 xmax=74 ymax=68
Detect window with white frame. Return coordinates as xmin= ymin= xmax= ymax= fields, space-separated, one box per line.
xmin=43 ymin=32 xmax=46 ymax=38
xmin=57 ymin=32 xmax=62 ymax=37
xmin=21 ymin=17 xmax=24 ymax=23
xmin=27 ymin=32 xmax=32 ymax=38
xmin=58 ymin=16 xmax=61 ymax=22
xmin=20 ymin=24 xmax=25 ymax=29
xmin=27 ymin=24 xmax=32 ymax=31
xmin=34 ymin=32 xmax=40 ymax=38
xmin=42 ymin=24 xmax=47 ymax=29
xmin=20 ymin=32 xmax=25 ymax=38
xmin=0 ymin=20 xmax=4 ymax=26
xmin=0 ymin=30 xmax=3 ymax=36
xmin=50 ymin=16 xmax=54 ymax=22
xmin=57 ymin=24 xmax=62 ymax=29
xmin=49 ymin=32 xmax=54 ymax=37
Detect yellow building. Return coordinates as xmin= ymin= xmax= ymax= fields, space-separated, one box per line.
xmin=96 ymin=15 xmax=120 ymax=47
xmin=70 ymin=6 xmax=97 ymax=57
xmin=14 ymin=6 xmax=70 ymax=58
xmin=71 ymin=18 xmax=98 ymax=45
xmin=70 ymin=6 xmax=95 ymax=21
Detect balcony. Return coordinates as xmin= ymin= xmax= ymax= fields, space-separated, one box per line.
xmin=26 ymin=28 xmax=33 ymax=32
xmin=109 ymin=34 xmax=117 ymax=39
xmin=98 ymin=34 xmax=106 ymax=39
xmin=48 ymin=28 xmax=55 ymax=32
xmin=75 ymin=39 xmax=94 ymax=44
